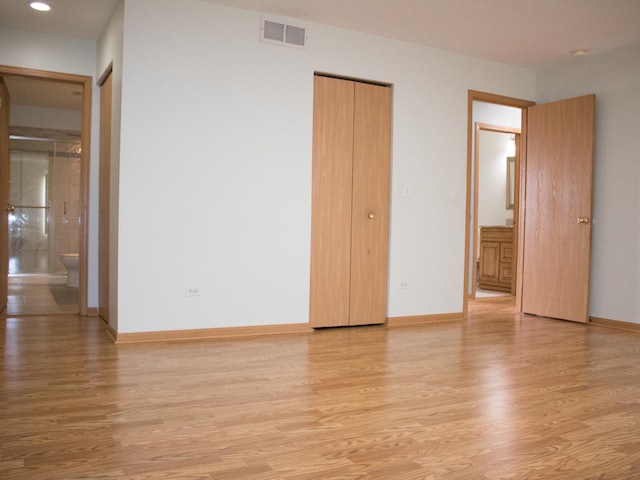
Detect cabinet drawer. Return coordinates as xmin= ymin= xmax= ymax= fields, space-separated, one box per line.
xmin=501 ymin=243 xmax=513 ymax=261
xmin=500 ymin=265 xmax=512 ymax=284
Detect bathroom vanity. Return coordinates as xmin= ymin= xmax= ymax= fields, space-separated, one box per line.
xmin=478 ymin=226 xmax=514 ymax=293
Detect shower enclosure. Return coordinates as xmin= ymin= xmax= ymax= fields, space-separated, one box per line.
xmin=8 ymin=137 xmax=81 ymax=276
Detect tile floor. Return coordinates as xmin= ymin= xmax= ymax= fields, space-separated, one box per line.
xmin=5 ymin=275 xmax=79 ymax=315
xmin=475 ymin=287 xmax=511 ymax=298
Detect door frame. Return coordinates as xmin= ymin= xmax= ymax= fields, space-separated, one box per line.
xmin=0 ymin=64 xmax=92 ymax=316
xmin=463 ymin=90 xmax=535 ymax=316
xmin=97 ymin=64 xmax=112 ymax=323
xmin=0 ymin=78 xmax=9 ymax=312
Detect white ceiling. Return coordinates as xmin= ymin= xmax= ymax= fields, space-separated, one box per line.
xmin=0 ymin=0 xmax=118 ymax=40
xmin=207 ymin=0 xmax=640 ymax=69
xmin=1 ymin=0 xmax=639 ymax=109
xmin=0 ymin=0 xmax=638 ymax=69
xmin=0 ymin=0 xmax=118 ymax=110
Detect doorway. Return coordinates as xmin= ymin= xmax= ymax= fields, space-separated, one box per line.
xmin=8 ymin=135 xmax=81 ymax=314
xmin=1 ymin=66 xmax=91 ymax=316
xmin=464 ymin=90 xmax=595 ymax=323
xmin=463 ymin=91 xmax=535 ymax=317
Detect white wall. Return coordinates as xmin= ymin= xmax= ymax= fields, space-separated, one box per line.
xmin=473 ymin=103 xmax=522 ymax=130
xmin=10 ymin=105 xmax=82 ymax=131
xmin=0 ymin=26 xmax=100 ymax=308
xmin=97 ymin=0 xmax=125 ymax=331
xmin=113 ymin=0 xmax=535 ymax=333
xmin=478 ymin=130 xmax=513 ymax=228
xmin=537 ymin=43 xmax=640 ymax=324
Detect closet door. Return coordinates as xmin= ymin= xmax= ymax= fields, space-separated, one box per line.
xmin=349 ymin=82 xmax=391 ymax=326
xmin=309 ymin=76 xmax=355 ymax=328
xmin=309 ymin=76 xmax=391 ymax=328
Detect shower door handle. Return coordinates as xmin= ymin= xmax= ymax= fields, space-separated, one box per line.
xmin=7 ymin=205 xmax=49 ymax=209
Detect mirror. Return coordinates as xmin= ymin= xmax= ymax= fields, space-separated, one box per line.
xmin=506 ymin=156 xmax=515 ymax=210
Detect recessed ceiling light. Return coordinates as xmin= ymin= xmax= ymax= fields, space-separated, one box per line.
xmin=571 ymin=49 xmax=589 ymax=57
xmin=29 ymin=2 xmax=51 ymax=12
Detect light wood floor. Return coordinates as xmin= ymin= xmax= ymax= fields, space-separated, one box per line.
xmin=2 ymin=298 xmax=640 ymax=479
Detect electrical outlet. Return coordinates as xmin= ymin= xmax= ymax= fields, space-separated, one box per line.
xmin=399 ymin=281 xmax=409 ymax=289
xmin=185 ymin=287 xmax=201 ymax=297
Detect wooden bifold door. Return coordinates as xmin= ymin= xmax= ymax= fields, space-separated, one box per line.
xmin=309 ymin=75 xmax=392 ymax=328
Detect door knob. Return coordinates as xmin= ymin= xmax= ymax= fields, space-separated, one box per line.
xmin=368 ymin=212 xmax=375 ymax=220
xmin=6 ymin=203 xmax=14 ymax=214
xmin=577 ymin=216 xmax=591 ymax=224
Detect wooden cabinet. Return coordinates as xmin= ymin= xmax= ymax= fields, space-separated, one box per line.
xmin=479 ymin=226 xmax=514 ymax=293
xmin=309 ymin=75 xmax=391 ymax=328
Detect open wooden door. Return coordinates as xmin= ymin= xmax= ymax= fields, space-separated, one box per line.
xmin=521 ymin=94 xmax=595 ymax=323
xmin=0 ymin=78 xmax=9 ymax=313
xmin=99 ymin=69 xmax=112 ymax=323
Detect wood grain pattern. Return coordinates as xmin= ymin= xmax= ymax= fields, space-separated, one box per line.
xmin=3 ymin=302 xmax=640 ymax=479
xmin=349 ymin=82 xmax=391 ymax=326
xmin=78 ymin=74 xmax=92 ymax=317
xmin=522 ymin=95 xmax=595 ymax=323
xmin=99 ymin=70 xmax=112 ymax=324
xmin=387 ymin=312 xmax=463 ymax=326
xmin=479 ymin=227 xmax=514 ymax=293
xmin=114 ymin=322 xmax=311 ymax=344
xmin=309 ymin=76 xmax=391 ymax=328
xmin=309 ymin=76 xmax=354 ymax=328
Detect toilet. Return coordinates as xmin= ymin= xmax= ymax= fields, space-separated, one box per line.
xmin=60 ymin=253 xmax=79 ymax=287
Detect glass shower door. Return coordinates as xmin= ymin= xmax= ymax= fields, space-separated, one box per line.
xmin=6 ymin=139 xmax=81 ymax=315
xmin=8 ymin=151 xmax=51 ymax=274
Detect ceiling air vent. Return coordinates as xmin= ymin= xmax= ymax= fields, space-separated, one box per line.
xmin=260 ymin=17 xmax=308 ymax=49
